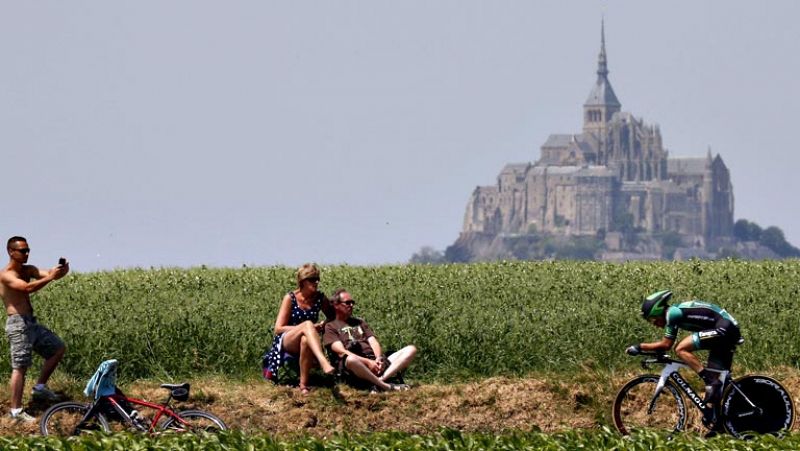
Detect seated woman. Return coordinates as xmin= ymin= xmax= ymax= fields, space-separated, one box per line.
xmin=262 ymin=263 xmax=335 ymax=394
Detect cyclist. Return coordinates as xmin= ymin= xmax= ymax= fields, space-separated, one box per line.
xmin=626 ymin=290 xmax=741 ymax=430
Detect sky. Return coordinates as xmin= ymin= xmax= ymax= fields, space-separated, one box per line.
xmin=1 ymin=1 xmax=798 ymax=272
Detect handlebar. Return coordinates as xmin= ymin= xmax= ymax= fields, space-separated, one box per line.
xmin=632 ymin=351 xmax=684 ymax=369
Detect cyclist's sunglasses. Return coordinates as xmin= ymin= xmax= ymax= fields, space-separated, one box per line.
xmin=339 ymin=300 xmax=355 ymax=306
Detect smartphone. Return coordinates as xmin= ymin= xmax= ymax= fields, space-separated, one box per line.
xmin=58 ymin=258 xmax=66 ymax=266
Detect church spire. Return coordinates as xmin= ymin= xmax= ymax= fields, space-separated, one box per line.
xmin=585 ymin=18 xmax=619 ymax=108
xmin=583 ymin=18 xmax=621 ymax=135
xmin=597 ymin=17 xmax=608 ymax=79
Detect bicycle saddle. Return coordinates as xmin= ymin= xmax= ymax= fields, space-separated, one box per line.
xmin=160 ymin=383 xmax=190 ymax=401
xmin=160 ymin=383 xmax=189 ymax=390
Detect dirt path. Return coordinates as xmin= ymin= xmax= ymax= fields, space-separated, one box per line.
xmin=2 ymin=369 xmax=799 ymax=437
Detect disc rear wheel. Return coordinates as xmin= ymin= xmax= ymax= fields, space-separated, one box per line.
xmin=722 ymin=375 xmax=794 ymax=438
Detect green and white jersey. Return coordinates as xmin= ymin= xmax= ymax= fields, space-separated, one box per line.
xmin=664 ymin=301 xmax=738 ymax=340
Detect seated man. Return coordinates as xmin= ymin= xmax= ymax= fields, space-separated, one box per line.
xmin=323 ymin=289 xmax=416 ymax=392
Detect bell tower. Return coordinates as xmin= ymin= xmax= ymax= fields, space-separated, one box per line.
xmin=583 ymin=19 xmax=621 ymax=138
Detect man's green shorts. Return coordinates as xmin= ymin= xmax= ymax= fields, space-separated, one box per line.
xmin=5 ymin=314 xmax=64 ymax=369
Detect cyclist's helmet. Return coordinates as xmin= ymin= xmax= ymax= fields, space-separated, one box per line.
xmin=641 ymin=290 xmax=672 ymax=319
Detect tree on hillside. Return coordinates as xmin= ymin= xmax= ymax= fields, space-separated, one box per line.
xmin=410 ymin=246 xmax=446 ymax=264
xmin=733 ymin=219 xmax=800 ymax=258
xmin=444 ymin=243 xmax=471 ymax=263
xmin=759 ymin=227 xmax=785 ymax=251
xmin=760 ymin=226 xmax=800 ymax=258
xmin=733 ymin=219 xmax=762 ymax=242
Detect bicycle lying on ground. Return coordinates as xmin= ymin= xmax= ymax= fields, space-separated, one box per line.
xmin=40 ymin=382 xmax=227 ymax=436
xmin=40 ymin=359 xmax=228 ymax=437
xmin=612 ymin=351 xmax=794 ymax=438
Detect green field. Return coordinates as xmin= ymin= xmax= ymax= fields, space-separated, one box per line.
xmin=3 ymin=260 xmax=800 ymax=447
xmin=4 ymin=429 xmax=800 ymax=450
xmin=10 ymin=259 xmax=800 ymax=381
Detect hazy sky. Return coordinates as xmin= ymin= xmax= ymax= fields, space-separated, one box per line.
xmin=2 ymin=1 xmax=798 ymax=272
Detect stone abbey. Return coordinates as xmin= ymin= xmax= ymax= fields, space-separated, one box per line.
xmin=461 ymin=23 xmax=734 ymax=251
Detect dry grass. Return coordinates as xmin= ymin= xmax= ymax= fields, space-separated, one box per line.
xmin=0 ymin=368 xmax=798 ymax=437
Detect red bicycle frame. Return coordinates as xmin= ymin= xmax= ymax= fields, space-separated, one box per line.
xmin=102 ymin=392 xmax=190 ymax=432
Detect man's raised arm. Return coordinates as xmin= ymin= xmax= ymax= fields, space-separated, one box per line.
xmin=0 ymin=265 xmax=64 ymax=294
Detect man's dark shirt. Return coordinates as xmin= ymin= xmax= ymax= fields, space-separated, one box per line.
xmin=323 ymin=317 xmax=376 ymax=365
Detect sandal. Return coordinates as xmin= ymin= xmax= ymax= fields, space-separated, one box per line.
xmin=299 ymin=385 xmax=311 ymax=395
xmin=389 ymin=383 xmax=411 ymax=391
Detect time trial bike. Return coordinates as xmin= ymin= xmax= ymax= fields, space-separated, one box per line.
xmin=612 ymin=351 xmax=794 ymax=438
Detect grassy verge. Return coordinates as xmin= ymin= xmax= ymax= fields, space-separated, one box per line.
xmin=2 ymin=368 xmax=798 ymax=437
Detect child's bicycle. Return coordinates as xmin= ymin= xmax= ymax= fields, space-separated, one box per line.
xmin=39 ymin=359 xmax=227 ymax=436
xmin=612 ymin=351 xmax=794 ymax=438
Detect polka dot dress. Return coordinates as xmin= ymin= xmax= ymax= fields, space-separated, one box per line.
xmin=262 ymin=291 xmax=323 ymax=381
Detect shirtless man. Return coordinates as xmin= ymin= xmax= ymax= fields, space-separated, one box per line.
xmin=1 ymin=236 xmax=68 ymax=422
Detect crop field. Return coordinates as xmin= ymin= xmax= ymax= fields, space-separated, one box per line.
xmin=2 ymin=260 xmax=800 ymax=448
xmin=4 ymin=429 xmax=800 ymax=450
xmin=10 ymin=259 xmax=800 ymax=381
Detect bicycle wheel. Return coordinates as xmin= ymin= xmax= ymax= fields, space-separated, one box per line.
xmin=721 ymin=375 xmax=795 ymax=438
xmin=612 ymin=375 xmax=687 ymax=435
xmin=160 ymin=409 xmax=228 ymax=433
xmin=40 ymin=401 xmax=110 ymax=436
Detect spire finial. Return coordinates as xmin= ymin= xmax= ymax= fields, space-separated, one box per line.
xmin=601 ymin=16 xmax=606 ymax=51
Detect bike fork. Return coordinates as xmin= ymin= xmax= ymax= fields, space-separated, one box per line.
xmin=649 ymin=365 xmax=681 ymax=415
xmin=647 ymin=391 xmax=662 ymax=415
xmin=75 ymin=402 xmax=104 ymax=435
xmin=77 ymin=408 xmax=96 ymax=433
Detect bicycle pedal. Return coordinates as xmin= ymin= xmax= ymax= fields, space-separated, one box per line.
xmin=701 ymin=416 xmax=719 ymax=430
xmin=701 ymin=408 xmax=718 ymax=429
